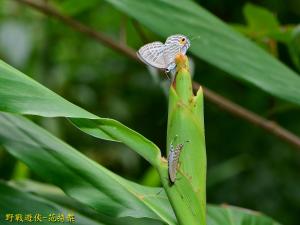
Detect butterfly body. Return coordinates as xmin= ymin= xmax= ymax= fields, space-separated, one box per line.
xmin=137 ymin=34 xmax=190 ymax=73
xmin=168 ymin=142 xmax=185 ymax=184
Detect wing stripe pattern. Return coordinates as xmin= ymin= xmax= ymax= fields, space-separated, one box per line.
xmin=137 ymin=42 xmax=166 ymax=69
xmin=136 ymin=34 xmax=190 ymax=71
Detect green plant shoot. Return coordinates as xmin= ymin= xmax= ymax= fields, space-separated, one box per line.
xmin=157 ymin=54 xmax=206 ymax=225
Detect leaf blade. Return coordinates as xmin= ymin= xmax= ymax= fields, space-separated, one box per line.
xmin=0 ymin=181 xmax=105 ymax=225
xmin=0 ymin=112 xmax=176 ymax=224
xmin=104 ymin=0 xmax=300 ymax=106
xmin=0 ymin=59 xmax=160 ymax=166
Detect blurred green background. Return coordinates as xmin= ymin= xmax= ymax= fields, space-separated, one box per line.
xmin=0 ymin=0 xmax=299 ymax=224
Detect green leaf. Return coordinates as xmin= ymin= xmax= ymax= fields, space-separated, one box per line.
xmin=0 ymin=113 xmax=176 ymax=225
xmin=207 ymin=205 xmax=281 ymax=225
xmin=0 ymin=59 xmax=160 ymax=166
xmin=12 ymin=180 xmax=167 ymax=225
xmin=1 ymin=180 xmax=166 ymax=225
xmin=11 ymin=181 xmax=171 ymax=225
xmin=5 ymin=180 xmax=282 ymax=225
xmin=103 ymin=0 xmax=300 ymax=106
xmin=0 ymin=181 xmax=104 ymax=225
xmin=70 ymin=118 xmax=161 ymax=166
xmin=243 ymin=3 xmax=279 ymax=33
xmin=0 ymin=60 xmax=95 ymax=119
xmin=0 ymin=113 xmax=281 ymax=225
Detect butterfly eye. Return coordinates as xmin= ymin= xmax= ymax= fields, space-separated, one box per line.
xmin=179 ymin=37 xmax=186 ymax=45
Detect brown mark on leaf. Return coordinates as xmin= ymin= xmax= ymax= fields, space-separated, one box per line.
xmin=137 ymin=194 xmax=145 ymax=200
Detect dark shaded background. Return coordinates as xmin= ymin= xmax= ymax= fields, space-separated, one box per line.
xmin=0 ymin=0 xmax=299 ymax=224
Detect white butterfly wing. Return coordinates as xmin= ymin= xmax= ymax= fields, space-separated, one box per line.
xmin=163 ymin=44 xmax=181 ymax=67
xmin=137 ymin=42 xmax=167 ymax=69
xmin=164 ymin=37 xmax=182 ymax=66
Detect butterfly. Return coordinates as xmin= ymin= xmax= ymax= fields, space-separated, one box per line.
xmin=137 ymin=34 xmax=191 ymax=73
xmin=168 ymin=136 xmax=190 ymax=184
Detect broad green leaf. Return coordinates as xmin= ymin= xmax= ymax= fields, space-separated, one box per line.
xmin=0 ymin=59 xmax=160 ymax=166
xmin=8 ymin=180 xmax=282 ymax=225
xmin=0 ymin=113 xmax=176 ymax=225
xmin=244 ymin=3 xmax=279 ymax=33
xmin=207 ymin=205 xmax=281 ymax=225
xmin=70 ymin=118 xmax=161 ymax=166
xmin=0 ymin=113 xmax=282 ymax=225
xmin=1 ymin=181 xmax=165 ymax=225
xmin=0 ymin=181 xmax=104 ymax=225
xmin=0 ymin=60 xmax=95 ymax=119
xmin=9 ymin=180 xmax=165 ymax=225
xmin=103 ymin=0 xmax=300 ymax=106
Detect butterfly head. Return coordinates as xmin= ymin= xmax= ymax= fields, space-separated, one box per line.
xmin=180 ymin=35 xmax=191 ymax=54
xmin=165 ymin=34 xmax=191 ymax=54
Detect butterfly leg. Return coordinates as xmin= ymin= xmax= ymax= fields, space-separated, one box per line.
xmin=165 ymin=62 xmax=176 ymax=73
